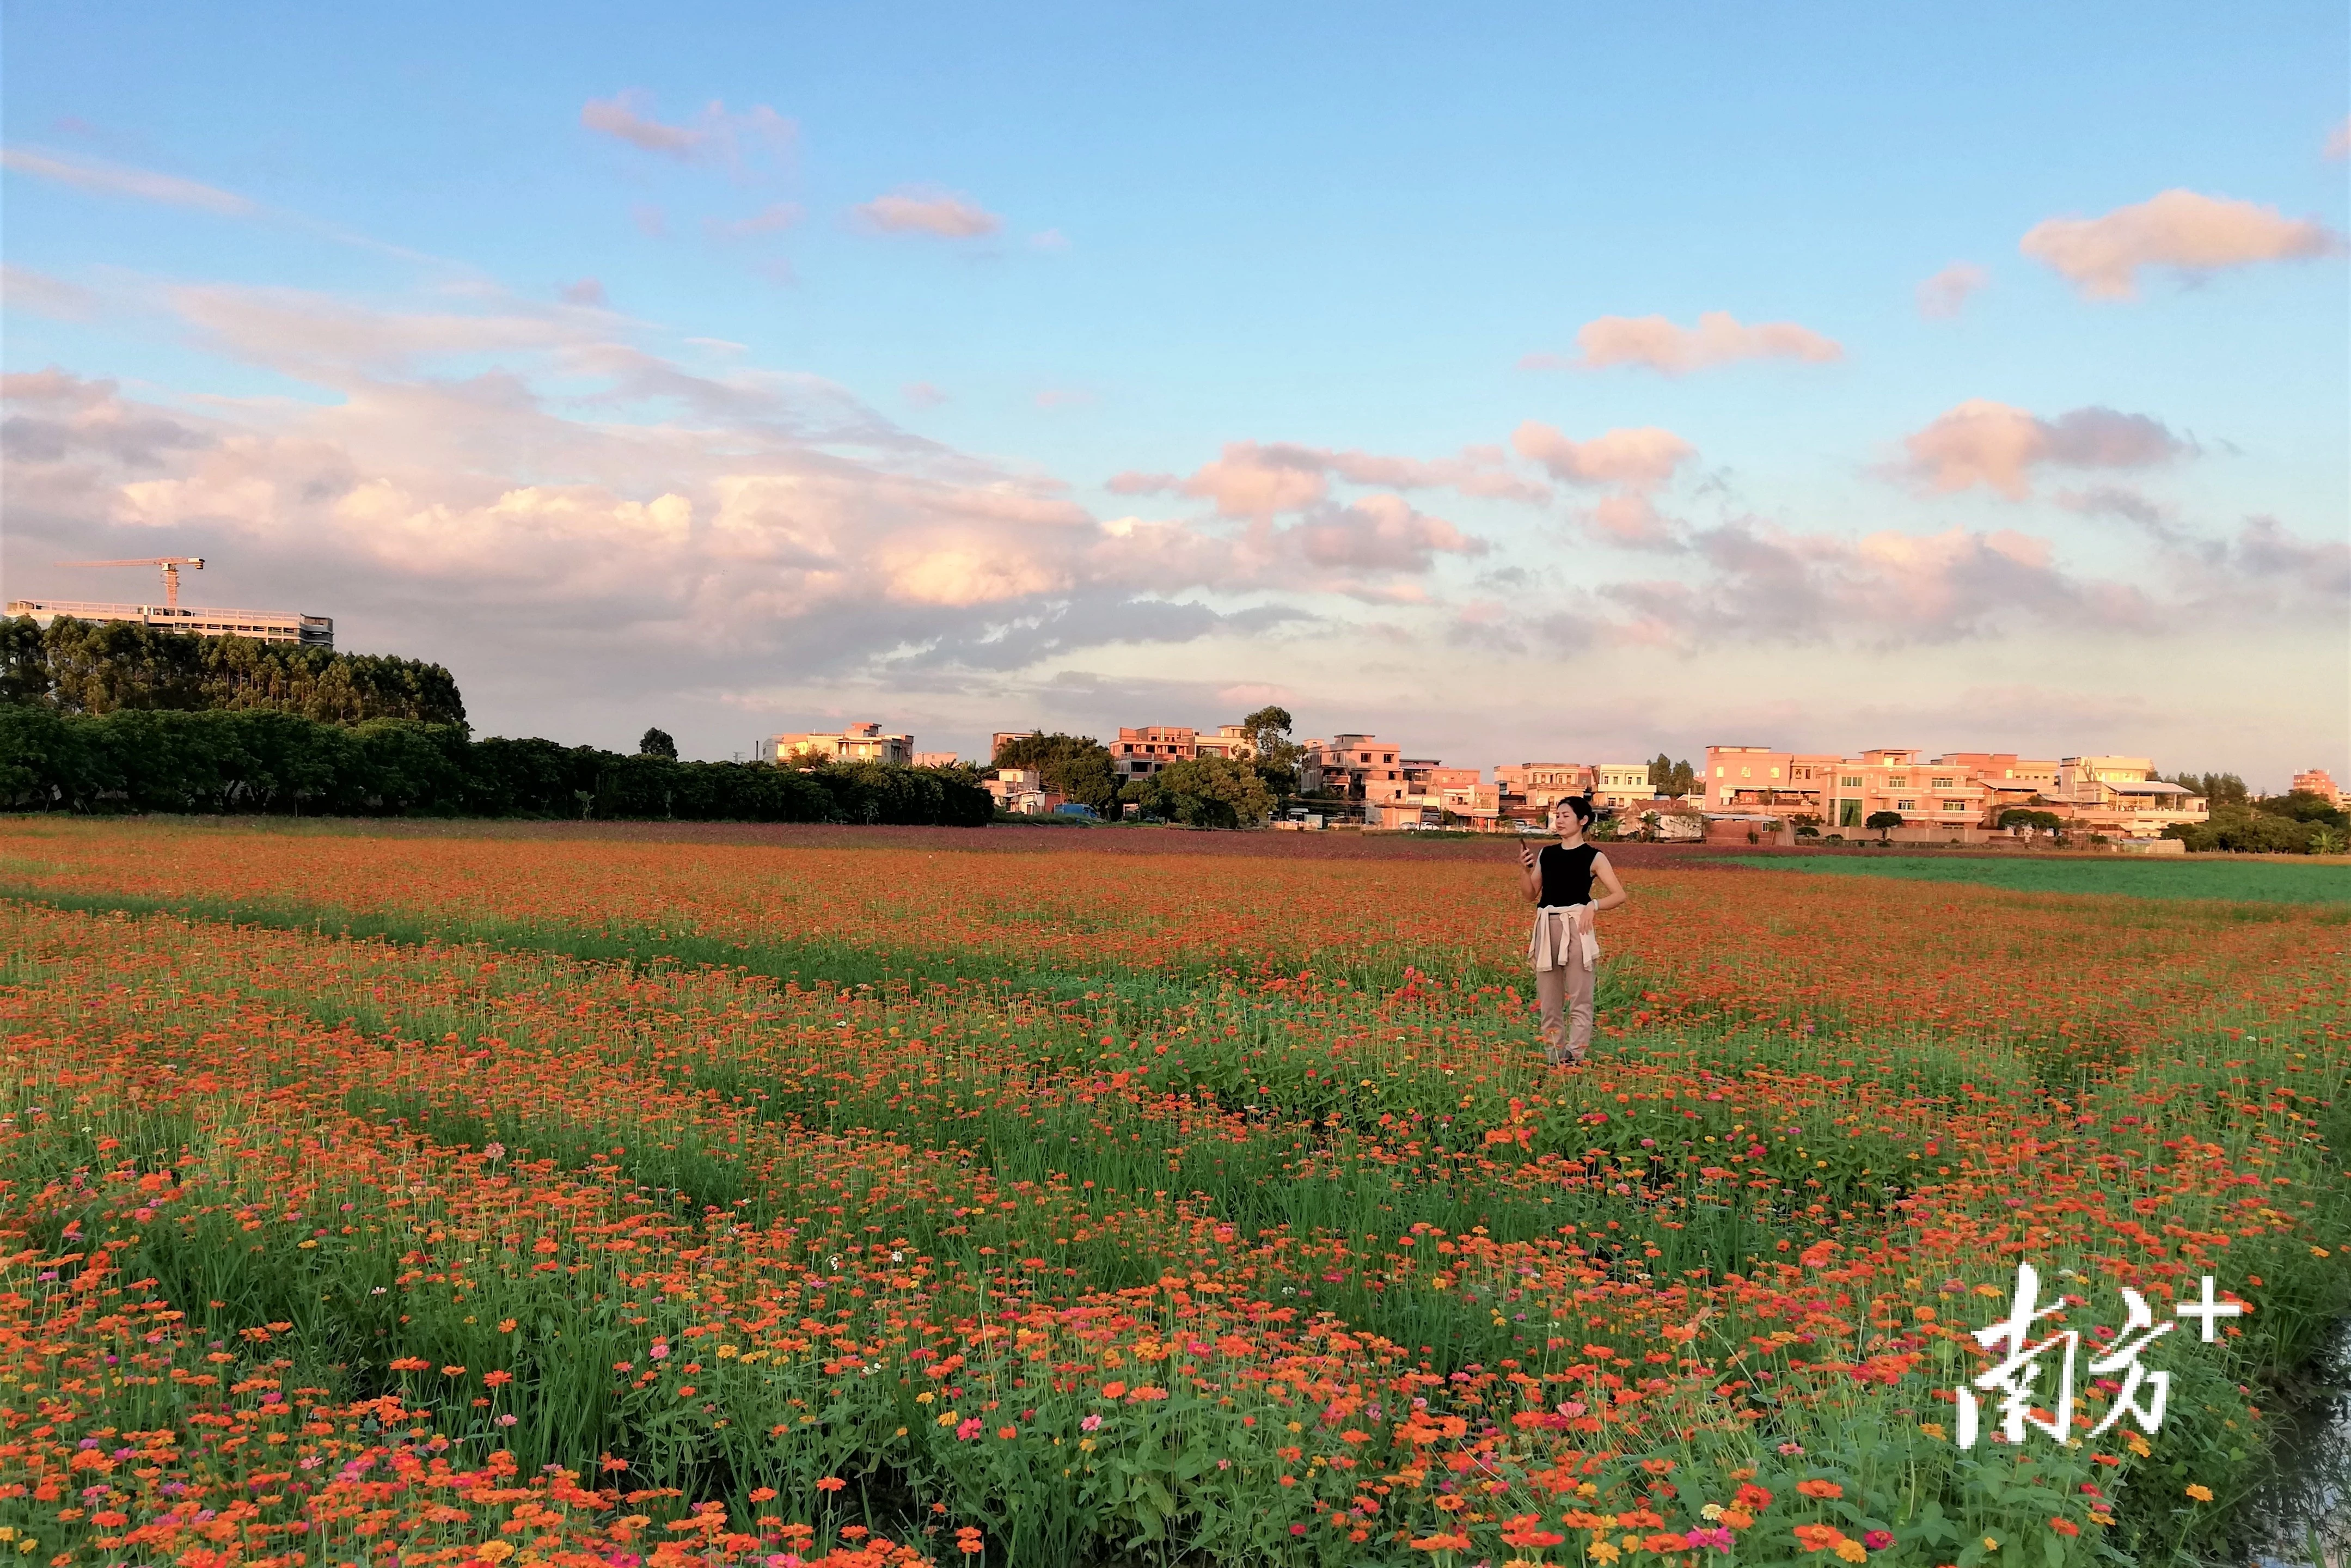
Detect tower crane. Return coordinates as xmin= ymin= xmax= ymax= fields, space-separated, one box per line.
xmin=52 ymin=557 xmax=206 ymax=609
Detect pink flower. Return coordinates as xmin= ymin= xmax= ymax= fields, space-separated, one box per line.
xmin=956 ymin=1417 xmax=983 ymax=1441
xmin=1686 ymin=1526 xmax=1735 ymax=1551
xmin=648 ymin=1343 xmax=669 ymax=1361
xmin=1865 ymin=1532 xmax=1895 ymax=1550
xmin=1079 ymin=1414 xmax=1103 ymax=1432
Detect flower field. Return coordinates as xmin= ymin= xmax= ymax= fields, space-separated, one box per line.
xmin=0 ymin=820 xmax=2343 ymax=1568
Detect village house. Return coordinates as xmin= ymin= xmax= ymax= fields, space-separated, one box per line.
xmin=1301 ymin=734 xmax=1407 ymax=804
xmin=762 ymin=721 xmax=913 ymax=765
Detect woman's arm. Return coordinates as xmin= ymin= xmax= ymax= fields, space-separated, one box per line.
xmin=1581 ymin=853 xmax=1628 ymax=926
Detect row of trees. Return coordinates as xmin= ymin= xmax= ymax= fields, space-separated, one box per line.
xmin=0 ymin=707 xmax=990 ymax=825
xmin=2164 ymin=790 xmax=2347 ymax=855
xmin=0 ymin=615 xmax=466 ymax=725
xmin=1646 ymin=755 xmax=1699 ymax=796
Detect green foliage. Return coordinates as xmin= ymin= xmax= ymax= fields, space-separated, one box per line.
xmin=2 ymin=613 xmax=465 ymax=724
xmin=0 ymin=707 xmax=989 ymax=824
xmin=1649 ymin=752 xmax=1698 ymax=795
xmin=990 ymin=731 xmax=1121 ymax=813
xmin=637 ymin=726 xmax=678 ymax=758
xmin=2165 ymin=805 xmax=2318 ymax=855
xmin=2254 ymin=790 xmax=2348 ymax=827
xmin=1121 ymin=754 xmax=1274 ymax=828
xmin=1997 ymin=808 xmax=2065 ymax=832
xmin=1864 ymin=810 xmax=1905 ymax=838
xmin=2169 ymin=770 xmax=2248 ymax=806
xmin=1241 ymin=705 xmax=1302 ymax=796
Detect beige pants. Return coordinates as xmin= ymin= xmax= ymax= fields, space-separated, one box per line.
xmin=1529 ymin=906 xmax=1596 ymax=1062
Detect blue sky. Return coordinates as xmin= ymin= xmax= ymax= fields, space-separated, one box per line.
xmin=4 ymin=2 xmax=2345 ymax=782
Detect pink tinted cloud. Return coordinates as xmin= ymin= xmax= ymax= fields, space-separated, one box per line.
xmin=706 ymin=202 xmax=803 ymax=241
xmin=1510 ymin=421 xmax=1694 ymax=491
xmin=579 ymin=91 xmax=794 ymax=172
xmin=561 ymin=278 xmax=608 ymax=308
xmin=2327 ymin=117 xmax=2351 ymax=160
xmin=1294 ymin=494 xmax=1486 ymax=572
xmin=2 ymin=265 xmax=99 ymax=321
xmin=0 ymin=146 xmax=253 ymax=216
xmin=1107 ymin=439 xmax=1545 ymax=518
xmin=1916 ymin=262 xmax=1989 ymax=319
xmin=1527 ymin=311 xmax=1842 ymax=375
xmin=853 ymin=188 xmax=1002 ymax=239
xmin=2019 ymin=188 xmax=2343 ymax=299
xmin=1894 ymin=399 xmax=2185 ymax=499
xmin=1588 ymin=493 xmax=1678 ymax=549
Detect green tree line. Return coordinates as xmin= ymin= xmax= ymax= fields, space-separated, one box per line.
xmin=1 ymin=615 xmax=466 ymax=725
xmin=0 ymin=707 xmax=990 ymax=824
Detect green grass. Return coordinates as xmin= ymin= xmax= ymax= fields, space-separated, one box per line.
xmin=1765 ymin=853 xmax=2351 ymax=904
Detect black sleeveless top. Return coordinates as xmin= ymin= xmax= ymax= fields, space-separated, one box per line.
xmin=1538 ymin=843 xmax=1598 ymax=908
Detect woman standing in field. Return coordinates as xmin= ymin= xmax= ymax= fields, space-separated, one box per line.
xmin=1518 ymin=796 xmax=1627 ymax=1066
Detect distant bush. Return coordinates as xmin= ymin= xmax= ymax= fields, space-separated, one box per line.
xmin=0 ymin=707 xmax=988 ymax=825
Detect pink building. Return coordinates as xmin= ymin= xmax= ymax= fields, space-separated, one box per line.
xmin=2293 ymin=768 xmax=2342 ymax=806
xmin=1111 ymin=725 xmax=1199 ymax=783
xmin=1497 ymin=763 xmax=1595 ymax=809
xmin=1302 ymin=734 xmax=1406 ymax=803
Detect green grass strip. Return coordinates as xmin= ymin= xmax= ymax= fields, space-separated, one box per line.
xmin=1761 ymin=853 xmax=2351 ymax=905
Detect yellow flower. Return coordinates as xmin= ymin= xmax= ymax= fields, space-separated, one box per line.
xmin=916 ymin=1391 xmax=934 ymax=1404
xmin=1588 ymin=1546 xmax=1621 ymax=1565
xmin=1918 ymin=1422 xmax=1946 ymax=1440
xmin=1835 ymin=1543 xmax=1869 ymax=1565
xmin=2185 ymin=1483 xmax=2213 ymax=1502
xmin=1982 ymin=1538 xmax=1999 ymax=1551
xmin=2125 ymin=1431 xmax=2152 ymax=1457
xmin=476 ymin=1545 xmax=516 ymax=1564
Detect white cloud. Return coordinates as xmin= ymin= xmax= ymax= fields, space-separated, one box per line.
xmin=1916 ymin=262 xmax=1988 ymax=319
xmin=1 ymin=146 xmax=254 ymax=215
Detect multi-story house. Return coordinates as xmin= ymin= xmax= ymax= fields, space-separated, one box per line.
xmin=763 ymin=721 xmax=913 ymax=765
xmin=1703 ymin=746 xmax=1841 ymax=817
xmin=1498 ymin=763 xmax=1598 ymax=810
xmin=1301 ymin=734 xmax=1406 ymax=804
xmin=1593 ymin=762 xmax=1660 ymax=813
xmin=2293 ymin=768 xmax=2342 ymax=806
xmin=2049 ymin=757 xmax=2208 ymax=836
xmin=1110 ymin=726 xmax=1200 ymax=783
xmin=1192 ymin=725 xmax=1258 ymax=762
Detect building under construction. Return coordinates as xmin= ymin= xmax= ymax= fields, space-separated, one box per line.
xmin=5 ymin=556 xmax=334 ymax=647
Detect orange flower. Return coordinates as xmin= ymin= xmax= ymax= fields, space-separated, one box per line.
xmin=1796 ymin=1479 xmax=1843 ymax=1500
xmin=815 ymin=1476 xmax=847 ymax=1493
